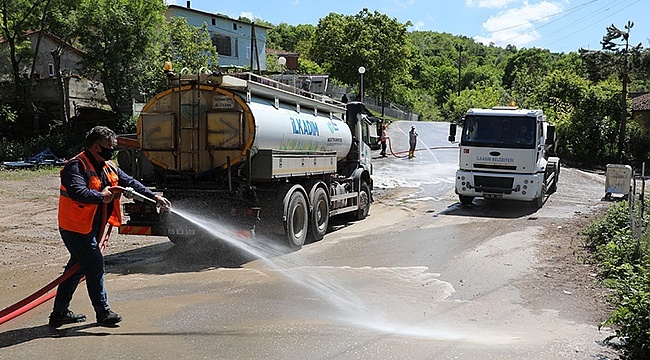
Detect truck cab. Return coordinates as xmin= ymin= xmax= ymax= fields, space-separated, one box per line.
xmin=449 ymin=106 xmax=560 ymax=208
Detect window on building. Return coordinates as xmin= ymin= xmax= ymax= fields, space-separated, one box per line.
xmin=212 ymin=18 xmax=216 ymax=26
xmin=211 ymin=33 xmax=232 ymax=57
xmin=233 ymin=23 xmax=237 ymax=30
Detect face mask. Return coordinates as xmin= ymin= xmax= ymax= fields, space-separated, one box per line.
xmin=98 ymin=144 xmax=114 ymax=161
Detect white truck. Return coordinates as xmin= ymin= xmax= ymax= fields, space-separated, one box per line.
xmin=116 ymin=67 xmax=374 ymax=249
xmin=448 ymin=106 xmax=560 ymax=208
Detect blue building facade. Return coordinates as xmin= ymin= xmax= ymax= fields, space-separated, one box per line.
xmin=166 ymin=4 xmax=270 ymax=71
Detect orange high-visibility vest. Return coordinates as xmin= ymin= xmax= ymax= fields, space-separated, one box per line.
xmin=58 ymin=152 xmax=121 ymax=234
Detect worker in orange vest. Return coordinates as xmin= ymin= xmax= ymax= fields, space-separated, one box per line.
xmin=380 ymin=124 xmax=388 ymax=157
xmin=50 ymin=126 xmax=170 ymax=328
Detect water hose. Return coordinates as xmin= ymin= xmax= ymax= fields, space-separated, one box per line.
xmin=386 ymin=137 xmax=458 ymax=159
xmin=0 ymin=219 xmax=113 ymax=325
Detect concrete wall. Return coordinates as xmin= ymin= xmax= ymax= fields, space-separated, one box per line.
xmin=0 ymin=77 xmax=109 ymax=120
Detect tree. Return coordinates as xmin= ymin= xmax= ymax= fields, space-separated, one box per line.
xmin=267 ymin=23 xmax=315 ymax=53
xmin=442 ymin=85 xmax=501 ymax=121
xmin=0 ymin=0 xmax=42 ymax=99
xmin=0 ymin=0 xmax=45 ymax=132
xmin=311 ymin=9 xmax=411 ymax=112
xmin=74 ymin=0 xmax=165 ymax=127
xmin=502 ymin=48 xmax=552 ymax=90
xmin=144 ymin=17 xmax=219 ymax=98
xmin=600 ymin=21 xmax=643 ymax=162
xmin=0 ymin=0 xmax=80 ymax=132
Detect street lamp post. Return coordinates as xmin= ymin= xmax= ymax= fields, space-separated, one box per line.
xmin=277 ymin=56 xmax=286 ymax=88
xmin=358 ymin=66 xmax=366 ymax=102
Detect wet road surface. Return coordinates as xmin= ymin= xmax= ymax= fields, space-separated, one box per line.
xmin=0 ymin=121 xmax=617 ymax=359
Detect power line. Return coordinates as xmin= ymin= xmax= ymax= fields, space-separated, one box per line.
xmin=542 ymin=0 xmax=641 ymax=49
xmin=484 ymin=0 xmax=597 ymax=35
xmin=496 ymin=0 xmax=628 ymax=45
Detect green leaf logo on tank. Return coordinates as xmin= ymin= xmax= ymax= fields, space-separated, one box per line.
xmin=327 ymin=121 xmax=339 ymax=134
xmin=180 ymin=92 xmax=207 ymax=120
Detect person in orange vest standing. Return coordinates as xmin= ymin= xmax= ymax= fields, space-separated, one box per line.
xmin=49 ymin=126 xmax=171 ymax=327
xmin=380 ymin=124 xmax=389 ymax=158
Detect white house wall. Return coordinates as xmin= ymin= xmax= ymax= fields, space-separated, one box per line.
xmin=30 ymin=34 xmax=84 ymax=79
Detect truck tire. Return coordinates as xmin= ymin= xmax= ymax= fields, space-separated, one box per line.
xmin=308 ymin=186 xmax=329 ymax=242
xmin=356 ymin=182 xmax=371 ymax=220
xmin=459 ymin=195 xmax=474 ymax=206
xmin=284 ymin=190 xmax=309 ymax=249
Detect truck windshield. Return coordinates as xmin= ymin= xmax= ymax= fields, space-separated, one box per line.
xmin=461 ymin=115 xmax=536 ymax=149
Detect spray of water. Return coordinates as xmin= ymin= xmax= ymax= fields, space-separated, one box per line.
xmin=167 ymin=206 xmax=514 ymax=344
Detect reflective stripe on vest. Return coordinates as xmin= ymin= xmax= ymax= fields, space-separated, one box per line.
xmin=58 ymin=152 xmax=122 ymax=234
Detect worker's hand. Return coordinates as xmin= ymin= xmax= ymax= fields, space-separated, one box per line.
xmin=154 ymin=195 xmax=171 ymax=209
xmin=108 ymin=186 xmax=124 ymax=194
xmin=101 ymin=187 xmax=116 ymax=203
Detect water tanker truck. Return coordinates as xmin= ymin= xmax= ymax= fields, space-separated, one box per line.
xmin=448 ymin=106 xmax=560 ymax=208
xmin=117 ymin=67 xmax=374 ymax=249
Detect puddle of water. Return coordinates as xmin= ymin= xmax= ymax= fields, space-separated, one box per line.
xmin=168 ymin=206 xmax=515 ymax=344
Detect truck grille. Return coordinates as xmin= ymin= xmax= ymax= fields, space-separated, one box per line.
xmin=474 ymin=175 xmax=514 ymax=194
xmin=474 ymin=163 xmax=517 ymax=171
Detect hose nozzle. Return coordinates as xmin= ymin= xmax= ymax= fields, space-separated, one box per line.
xmin=123 ymin=187 xmax=157 ymax=205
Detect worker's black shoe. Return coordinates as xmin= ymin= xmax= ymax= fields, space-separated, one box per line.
xmin=48 ymin=310 xmax=86 ymax=327
xmin=97 ymin=309 xmax=122 ymax=326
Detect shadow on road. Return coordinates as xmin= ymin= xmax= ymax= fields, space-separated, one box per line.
xmin=105 ymin=239 xmax=265 ymax=275
xmin=440 ymin=197 xmax=545 ymax=219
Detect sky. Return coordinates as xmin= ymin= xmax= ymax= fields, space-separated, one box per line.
xmin=168 ymin=0 xmax=648 ymax=54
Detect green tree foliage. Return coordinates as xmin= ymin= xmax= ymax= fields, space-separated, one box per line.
xmin=442 ymin=86 xmax=502 ymax=121
xmin=0 ymin=0 xmax=80 ymax=135
xmin=584 ymin=200 xmax=650 ymax=357
xmin=407 ymin=31 xmax=509 ymax=112
xmin=547 ymin=76 xmax=621 ymax=165
xmin=141 ymin=17 xmax=219 ymax=98
xmin=580 ymin=21 xmax=643 ymax=162
xmin=311 ymin=9 xmax=411 ymax=103
xmin=267 ymin=23 xmax=316 ymax=53
xmin=0 ymin=0 xmax=45 ymax=90
xmin=74 ymin=0 xmax=165 ymax=128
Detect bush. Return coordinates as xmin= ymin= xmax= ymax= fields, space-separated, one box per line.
xmin=583 ymin=201 xmax=631 ymax=247
xmin=0 ymin=134 xmax=72 ymax=162
xmin=587 ymin=199 xmax=650 ymax=358
xmin=603 ymin=264 xmax=650 ymax=358
xmin=595 ymin=231 xmax=638 ymax=279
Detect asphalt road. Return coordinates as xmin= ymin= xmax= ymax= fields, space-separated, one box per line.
xmin=0 ymin=121 xmax=617 ymax=359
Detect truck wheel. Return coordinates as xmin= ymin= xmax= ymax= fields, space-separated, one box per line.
xmin=356 ymin=182 xmax=371 ymax=220
xmin=459 ymin=195 xmax=474 ymax=205
xmin=309 ymin=186 xmax=329 ymax=242
xmin=284 ymin=190 xmax=308 ymax=249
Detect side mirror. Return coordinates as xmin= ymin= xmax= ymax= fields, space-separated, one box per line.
xmin=545 ymin=125 xmax=556 ymax=145
xmin=448 ymin=123 xmax=457 ymax=142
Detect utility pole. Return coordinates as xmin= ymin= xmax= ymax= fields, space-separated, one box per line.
xmin=456 ymin=44 xmax=463 ymax=97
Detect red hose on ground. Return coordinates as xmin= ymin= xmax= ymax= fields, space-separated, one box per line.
xmin=385 ymin=137 xmax=458 ymax=159
xmin=0 ymin=226 xmax=113 ymax=325
xmin=0 ymin=289 xmax=58 ymax=324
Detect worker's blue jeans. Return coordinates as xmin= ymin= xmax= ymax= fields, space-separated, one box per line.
xmin=52 ymin=229 xmax=109 ymax=315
